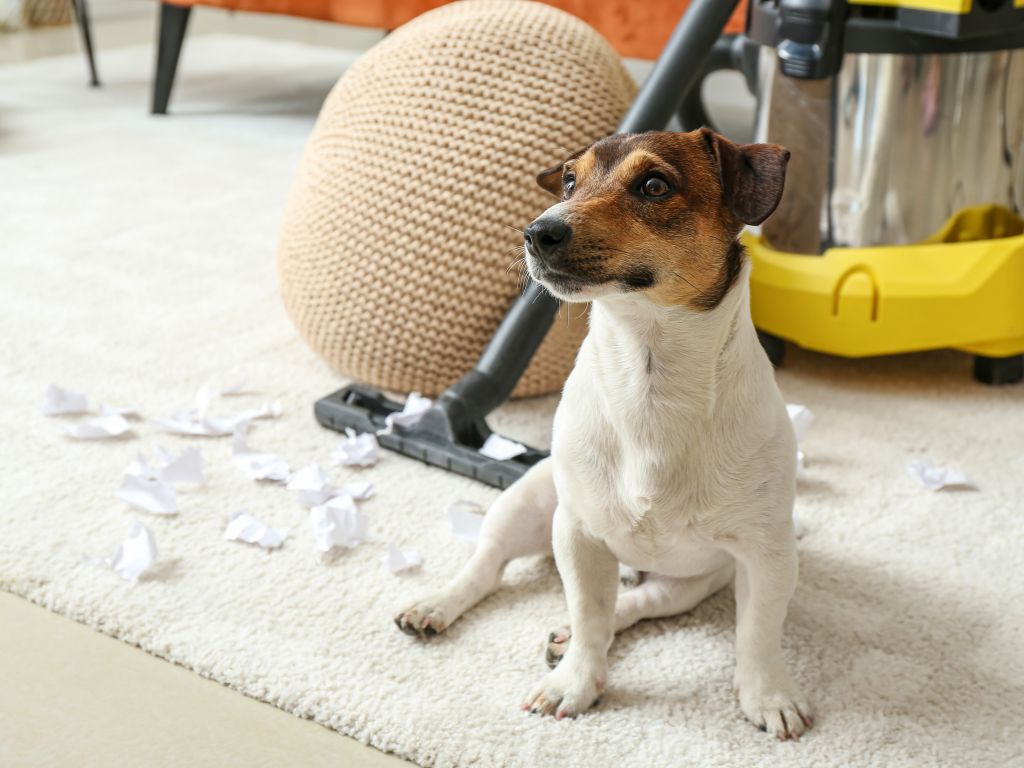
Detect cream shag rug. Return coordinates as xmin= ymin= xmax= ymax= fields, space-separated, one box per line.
xmin=3 ymin=37 xmax=1024 ymax=768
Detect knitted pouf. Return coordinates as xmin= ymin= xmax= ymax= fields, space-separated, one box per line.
xmin=277 ymin=0 xmax=636 ymax=397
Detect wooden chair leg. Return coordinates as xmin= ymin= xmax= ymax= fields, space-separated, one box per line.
xmin=152 ymin=3 xmax=192 ymax=115
xmin=69 ymin=0 xmax=100 ymax=87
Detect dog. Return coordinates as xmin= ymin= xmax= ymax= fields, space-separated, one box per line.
xmin=395 ymin=128 xmax=811 ymax=740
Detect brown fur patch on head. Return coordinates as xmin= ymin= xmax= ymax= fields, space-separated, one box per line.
xmin=531 ymin=130 xmax=789 ymax=310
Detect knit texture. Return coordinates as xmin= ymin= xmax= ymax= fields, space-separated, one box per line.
xmin=277 ymin=0 xmax=636 ymax=397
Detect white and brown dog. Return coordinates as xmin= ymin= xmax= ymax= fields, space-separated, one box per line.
xmin=395 ymin=129 xmax=812 ymax=740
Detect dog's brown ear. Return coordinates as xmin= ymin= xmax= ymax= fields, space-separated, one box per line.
xmin=700 ymin=128 xmax=790 ymax=226
xmin=536 ymin=146 xmax=587 ymax=198
xmin=536 ymin=163 xmax=564 ymax=197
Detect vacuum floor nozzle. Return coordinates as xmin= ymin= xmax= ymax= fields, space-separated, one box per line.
xmin=315 ymin=385 xmax=547 ymax=490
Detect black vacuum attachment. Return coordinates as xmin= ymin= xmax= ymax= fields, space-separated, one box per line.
xmin=315 ymin=280 xmax=558 ymax=490
xmin=315 ymin=0 xmax=743 ymax=489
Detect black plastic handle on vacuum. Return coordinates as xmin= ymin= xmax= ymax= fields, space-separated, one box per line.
xmin=677 ymin=34 xmax=746 ymax=132
xmin=447 ymin=0 xmax=745 ymax=417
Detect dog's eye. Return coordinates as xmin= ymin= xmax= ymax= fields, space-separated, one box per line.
xmin=563 ymin=173 xmax=576 ymax=198
xmin=640 ymin=174 xmax=671 ymax=199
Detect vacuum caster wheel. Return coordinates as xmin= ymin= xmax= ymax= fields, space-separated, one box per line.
xmin=973 ymin=354 xmax=1023 ymax=385
xmin=758 ymin=331 xmax=786 ymax=368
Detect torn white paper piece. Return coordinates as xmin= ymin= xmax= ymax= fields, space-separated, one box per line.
xmin=116 ymin=472 xmax=177 ymax=515
xmin=125 ymin=454 xmax=157 ymax=479
xmin=153 ymin=410 xmax=235 ymax=437
xmin=231 ymin=400 xmax=282 ymax=424
xmin=196 ymin=381 xmax=248 ymax=416
xmin=287 ymin=464 xmax=338 ymax=507
xmin=233 ymin=426 xmax=290 ymax=482
xmin=126 ymin=447 xmax=204 ymax=486
xmin=153 ymin=445 xmax=176 ymax=465
xmin=340 ymin=480 xmax=374 ymax=501
xmin=310 ymin=495 xmax=369 ymax=553
xmin=378 ymin=392 xmax=433 ymax=435
xmin=382 ymin=543 xmax=422 ymax=574
xmin=66 ymin=414 xmax=133 ymax=440
xmin=479 ymin=433 xmax=526 ymax=461
xmin=331 ymin=428 xmax=380 ymax=468
xmin=99 ymin=404 xmax=141 ymax=419
xmin=907 ymin=459 xmax=974 ymax=492
xmin=446 ymin=500 xmax=485 ymax=544
xmin=158 ymin=447 xmax=205 ymax=485
xmin=107 ymin=520 xmax=158 ymax=582
xmin=224 ymin=511 xmax=288 ymax=549
xmin=118 ymin=447 xmax=202 ymax=515
xmin=41 ymin=384 xmax=89 ymax=416
xmin=155 ymin=383 xmax=280 ymax=437
xmin=787 ymin=404 xmax=815 ymax=443
xmin=153 ymin=406 xmax=279 ymax=437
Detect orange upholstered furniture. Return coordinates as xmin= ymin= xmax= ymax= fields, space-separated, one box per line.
xmin=151 ymin=0 xmax=748 ymax=113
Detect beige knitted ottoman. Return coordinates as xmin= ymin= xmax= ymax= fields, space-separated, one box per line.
xmin=277 ymin=0 xmax=636 ymax=398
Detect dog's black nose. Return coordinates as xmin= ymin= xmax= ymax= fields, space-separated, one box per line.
xmin=524 ymin=217 xmax=572 ymax=259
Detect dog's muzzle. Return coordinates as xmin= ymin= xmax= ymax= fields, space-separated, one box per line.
xmin=524 ymin=214 xmax=588 ymax=291
xmin=524 ymin=215 xmax=572 ymax=261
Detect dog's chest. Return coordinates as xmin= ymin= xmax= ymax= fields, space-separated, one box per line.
xmin=553 ymin=393 xmax=724 ymax=567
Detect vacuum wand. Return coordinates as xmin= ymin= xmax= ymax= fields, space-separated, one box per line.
xmin=619 ymin=0 xmax=743 ymax=133
xmin=460 ymin=281 xmax=561 ymax=416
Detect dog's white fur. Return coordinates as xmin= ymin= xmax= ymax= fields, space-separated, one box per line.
xmin=396 ymin=239 xmax=810 ymax=738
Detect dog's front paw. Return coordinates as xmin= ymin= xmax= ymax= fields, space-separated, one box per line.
xmin=393 ymin=595 xmax=451 ymax=637
xmin=522 ymin=659 xmax=605 ymax=719
xmin=735 ymin=669 xmax=813 ymax=740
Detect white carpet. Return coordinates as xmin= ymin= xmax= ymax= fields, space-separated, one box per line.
xmin=3 ymin=36 xmax=1024 ymax=768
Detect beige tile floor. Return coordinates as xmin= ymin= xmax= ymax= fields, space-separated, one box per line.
xmin=0 ymin=14 xmax=405 ymax=766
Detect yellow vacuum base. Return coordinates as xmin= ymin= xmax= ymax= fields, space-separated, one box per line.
xmin=747 ymin=207 xmax=1024 ymax=372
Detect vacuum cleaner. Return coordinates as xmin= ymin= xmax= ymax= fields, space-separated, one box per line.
xmin=737 ymin=0 xmax=1024 ymax=386
xmin=316 ymin=0 xmax=1024 ymax=489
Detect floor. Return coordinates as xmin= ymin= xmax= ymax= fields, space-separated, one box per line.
xmin=0 ymin=7 xmax=397 ymax=766
xmin=0 ymin=592 xmax=408 ymax=767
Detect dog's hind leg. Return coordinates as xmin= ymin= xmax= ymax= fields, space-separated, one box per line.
xmin=394 ymin=457 xmax=557 ymax=637
xmin=545 ymin=566 xmax=734 ymax=668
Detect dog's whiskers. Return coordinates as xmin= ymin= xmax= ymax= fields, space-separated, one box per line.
xmin=506 ymin=256 xmax=530 ymax=289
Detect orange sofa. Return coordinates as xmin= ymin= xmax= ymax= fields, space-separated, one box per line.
xmin=152 ymin=0 xmax=747 ymax=113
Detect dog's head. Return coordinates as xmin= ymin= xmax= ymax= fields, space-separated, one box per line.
xmin=523 ymin=129 xmax=789 ymax=308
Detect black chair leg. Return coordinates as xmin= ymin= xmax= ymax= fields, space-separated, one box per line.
xmin=152 ymin=3 xmax=192 ymax=115
xmin=70 ymin=0 xmax=100 ymax=87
